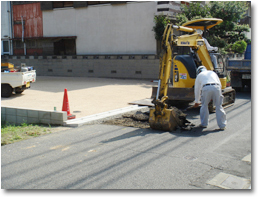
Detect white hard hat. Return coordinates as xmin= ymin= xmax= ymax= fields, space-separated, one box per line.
xmin=196 ymin=66 xmax=207 ymax=75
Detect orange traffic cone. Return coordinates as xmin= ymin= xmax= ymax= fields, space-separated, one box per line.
xmin=62 ymin=88 xmax=76 ymax=120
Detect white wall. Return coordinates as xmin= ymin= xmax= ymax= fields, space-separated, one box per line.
xmin=42 ymin=2 xmax=157 ymax=55
xmin=1 ymin=1 xmax=10 ymax=38
xmin=1 ymin=1 xmax=12 ymax=55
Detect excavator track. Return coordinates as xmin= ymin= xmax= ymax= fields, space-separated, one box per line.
xmin=151 ymin=86 xmax=235 ymax=113
xmin=208 ymin=87 xmax=236 ymax=112
xmin=222 ymin=87 xmax=236 ymax=106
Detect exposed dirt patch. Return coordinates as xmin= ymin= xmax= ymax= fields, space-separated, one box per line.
xmin=103 ymin=107 xmax=195 ymax=131
xmin=103 ymin=111 xmax=150 ymax=129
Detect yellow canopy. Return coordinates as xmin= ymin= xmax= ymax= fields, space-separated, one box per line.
xmin=182 ymin=18 xmax=223 ymax=30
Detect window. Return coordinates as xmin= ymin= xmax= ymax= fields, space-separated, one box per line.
xmin=157 ymin=8 xmax=169 ymax=12
xmin=2 ymin=41 xmax=10 ymax=55
xmin=53 ymin=1 xmax=73 ymax=9
xmin=14 ymin=40 xmax=23 ymax=48
xmin=27 ymin=40 xmax=37 ymax=48
xmin=157 ymin=1 xmax=169 ymax=5
xmin=54 ymin=39 xmax=76 ymax=55
xmin=87 ymin=1 xmax=100 ymax=6
xmin=88 ymin=1 xmax=112 ymax=6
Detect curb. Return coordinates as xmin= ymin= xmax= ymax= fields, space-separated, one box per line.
xmin=64 ymin=105 xmax=149 ymax=127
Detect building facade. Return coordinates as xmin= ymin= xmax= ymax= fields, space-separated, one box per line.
xmin=42 ymin=1 xmax=157 ymax=55
xmin=1 ymin=1 xmax=251 ymax=80
xmin=2 ymin=1 xmax=251 ymax=57
xmin=156 ymin=1 xmax=189 ymax=21
xmin=1 ymin=1 xmax=13 ymax=55
xmin=7 ymin=1 xmax=158 ymax=56
xmin=2 ymin=1 xmax=195 ymax=56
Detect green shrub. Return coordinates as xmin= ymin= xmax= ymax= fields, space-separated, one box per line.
xmin=152 ymin=15 xmax=171 ymax=41
xmin=231 ymin=40 xmax=247 ymax=54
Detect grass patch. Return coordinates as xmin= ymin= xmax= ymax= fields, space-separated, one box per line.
xmin=1 ymin=122 xmax=52 ymax=146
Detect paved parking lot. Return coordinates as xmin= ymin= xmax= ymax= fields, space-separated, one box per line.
xmin=1 ymin=76 xmax=154 ymax=118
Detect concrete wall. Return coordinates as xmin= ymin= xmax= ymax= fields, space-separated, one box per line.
xmin=2 ymin=53 xmax=244 ymax=80
xmin=42 ymin=2 xmax=157 ymax=55
xmin=3 ymin=55 xmax=160 ymax=79
xmin=2 ymin=53 xmax=246 ymax=80
xmin=1 ymin=106 xmax=67 ymax=125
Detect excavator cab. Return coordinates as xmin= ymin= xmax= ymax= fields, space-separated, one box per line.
xmin=176 ymin=18 xmax=226 ymax=88
xmin=172 ymin=18 xmax=233 ymax=96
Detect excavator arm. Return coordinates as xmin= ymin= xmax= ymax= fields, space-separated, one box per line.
xmin=156 ymin=24 xmax=173 ymax=100
xmin=149 ymin=24 xmax=195 ymax=131
xmin=173 ymin=26 xmax=214 ymax=71
xmin=155 ymin=24 xmax=198 ymax=100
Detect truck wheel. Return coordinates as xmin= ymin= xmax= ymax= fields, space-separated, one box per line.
xmin=1 ymin=84 xmax=13 ymax=98
xmin=242 ymin=79 xmax=251 ymax=90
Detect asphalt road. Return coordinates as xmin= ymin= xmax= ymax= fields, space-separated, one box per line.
xmin=1 ymin=91 xmax=251 ymax=189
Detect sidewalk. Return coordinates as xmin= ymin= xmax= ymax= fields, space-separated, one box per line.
xmin=1 ymin=76 xmax=154 ymax=118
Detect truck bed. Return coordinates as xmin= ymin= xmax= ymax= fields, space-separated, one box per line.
xmin=226 ymin=59 xmax=251 ymax=72
xmin=1 ymin=70 xmax=36 ymax=88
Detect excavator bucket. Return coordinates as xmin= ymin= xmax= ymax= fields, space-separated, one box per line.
xmin=149 ymin=107 xmax=187 ymax=132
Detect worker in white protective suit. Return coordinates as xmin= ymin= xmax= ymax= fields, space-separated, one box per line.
xmin=196 ymin=29 xmax=218 ymax=69
xmin=203 ymin=37 xmax=218 ymax=69
xmin=193 ymin=66 xmax=227 ymax=130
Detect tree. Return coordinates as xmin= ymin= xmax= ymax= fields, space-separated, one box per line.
xmin=175 ymin=1 xmax=250 ymax=53
xmin=176 ymin=2 xmax=211 ymax=25
xmin=152 ymin=15 xmax=171 ymax=41
xmin=231 ymin=40 xmax=247 ymax=54
xmin=152 ymin=15 xmax=172 ymax=55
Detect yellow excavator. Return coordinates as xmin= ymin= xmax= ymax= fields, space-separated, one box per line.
xmin=149 ymin=18 xmax=235 ymax=131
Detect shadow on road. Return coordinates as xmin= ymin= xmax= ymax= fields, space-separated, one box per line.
xmin=100 ymin=128 xmax=163 ymax=144
xmin=100 ymin=125 xmax=226 ymax=145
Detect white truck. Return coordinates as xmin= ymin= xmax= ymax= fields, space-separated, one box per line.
xmin=1 ymin=63 xmax=36 ymax=97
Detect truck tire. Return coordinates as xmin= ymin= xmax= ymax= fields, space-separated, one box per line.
xmin=242 ymin=79 xmax=251 ymax=90
xmin=1 ymin=84 xmax=13 ymax=98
